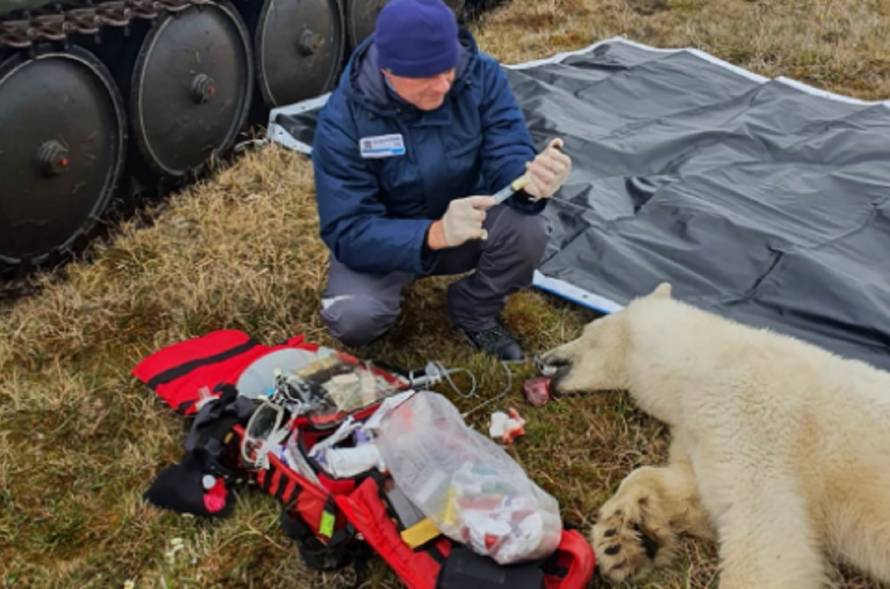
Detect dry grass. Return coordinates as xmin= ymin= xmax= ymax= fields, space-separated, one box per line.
xmin=2 ymin=1 xmax=889 ymax=587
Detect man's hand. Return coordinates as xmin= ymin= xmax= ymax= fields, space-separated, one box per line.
xmin=524 ymin=138 xmax=572 ymax=200
xmin=427 ymin=195 xmax=496 ymax=250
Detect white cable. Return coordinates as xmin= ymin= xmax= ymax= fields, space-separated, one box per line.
xmin=406 ymin=359 xmax=515 ymax=418
xmin=462 ymin=361 xmax=513 ymax=418
xmin=441 ymin=365 xmax=477 ymax=398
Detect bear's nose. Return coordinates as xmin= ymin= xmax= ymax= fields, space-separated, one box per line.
xmin=536 ymin=355 xmax=571 ymax=377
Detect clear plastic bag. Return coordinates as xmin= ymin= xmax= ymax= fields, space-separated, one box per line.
xmin=375 ymin=391 xmax=562 ymax=564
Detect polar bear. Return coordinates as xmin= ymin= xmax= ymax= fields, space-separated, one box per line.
xmin=538 ymin=283 xmax=890 ymax=588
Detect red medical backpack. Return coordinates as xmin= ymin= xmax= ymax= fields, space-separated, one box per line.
xmin=134 ymin=329 xmax=595 ymax=589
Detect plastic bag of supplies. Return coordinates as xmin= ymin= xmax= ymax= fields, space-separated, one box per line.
xmin=375 ymin=391 xmax=562 ymax=564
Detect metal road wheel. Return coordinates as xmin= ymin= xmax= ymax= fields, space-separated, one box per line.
xmin=130 ymin=1 xmax=253 ymax=176
xmin=253 ymin=0 xmax=344 ymax=107
xmin=0 ymin=47 xmax=126 ymax=267
xmin=344 ymin=0 xmax=387 ymax=52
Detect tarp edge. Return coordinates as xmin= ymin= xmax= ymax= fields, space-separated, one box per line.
xmin=532 ymin=270 xmax=623 ymax=314
xmin=266 ymin=93 xmax=332 ymax=155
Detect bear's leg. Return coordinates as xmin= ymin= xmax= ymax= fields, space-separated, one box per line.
xmin=716 ymin=480 xmax=825 ymax=589
xmin=591 ymin=443 xmax=711 ymax=583
xmin=824 ymin=486 xmax=890 ymax=583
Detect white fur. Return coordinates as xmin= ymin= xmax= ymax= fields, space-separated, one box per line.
xmin=542 ymin=283 xmax=890 ymax=588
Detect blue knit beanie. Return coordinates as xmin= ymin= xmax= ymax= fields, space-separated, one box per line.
xmin=375 ymin=0 xmax=459 ymax=77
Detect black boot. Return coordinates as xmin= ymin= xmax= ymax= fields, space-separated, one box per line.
xmin=459 ymin=323 xmax=524 ymax=362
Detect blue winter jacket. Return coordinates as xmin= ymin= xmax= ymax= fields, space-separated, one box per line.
xmin=312 ymin=30 xmax=544 ymax=276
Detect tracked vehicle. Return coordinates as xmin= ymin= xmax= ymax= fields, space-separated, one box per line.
xmin=0 ymin=0 xmax=469 ymax=274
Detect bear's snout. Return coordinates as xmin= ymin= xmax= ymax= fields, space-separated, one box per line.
xmin=537 ymin=354 xmax=572 ymax=378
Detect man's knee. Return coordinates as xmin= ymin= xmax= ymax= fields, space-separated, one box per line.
xmin=495 ymin=209 xmax=549 ymax=263
xmin=320 ymin=295 xmax=399 ymax=346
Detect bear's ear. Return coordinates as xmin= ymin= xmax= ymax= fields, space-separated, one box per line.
xmin=651 ymin=282 xmax=672 ymax=298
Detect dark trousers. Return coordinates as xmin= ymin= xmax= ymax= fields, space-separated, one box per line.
xmin=320 ymin=205 xmax=548 ymax=346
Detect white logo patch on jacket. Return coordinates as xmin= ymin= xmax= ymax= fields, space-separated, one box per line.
xmin=359 ymin=134 xmax=406 ymax=158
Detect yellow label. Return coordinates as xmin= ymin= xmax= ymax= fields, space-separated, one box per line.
xmin=400 ymin=518 xmax=440 ymax=548
xmin=442 ymin=488 xmax=458 ymax=527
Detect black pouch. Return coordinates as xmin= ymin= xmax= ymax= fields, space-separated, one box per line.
xmin=279 ymin=503 xmax=366 ymax=571
xmin=437 ymin=546 xmax=544 ymax=589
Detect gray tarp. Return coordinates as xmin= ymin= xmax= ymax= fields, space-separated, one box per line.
xmin=268 ymin=37 xmax=890 ymax=371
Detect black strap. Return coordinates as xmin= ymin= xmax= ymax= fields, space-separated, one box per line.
xmin=147 ymin=339 xmax=259 ymax=389
xmin=280 ymin=489 xmax=314 ymax=542
xmin=274 ymin=476 xmax=290 ymax=502
xmin=542 ymin=562 xmax=568 ymax=577
xmin=329 ymin=522 xmax=357 ymax=547
xmin=425 ymin=542 xmax=447 ymax=565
